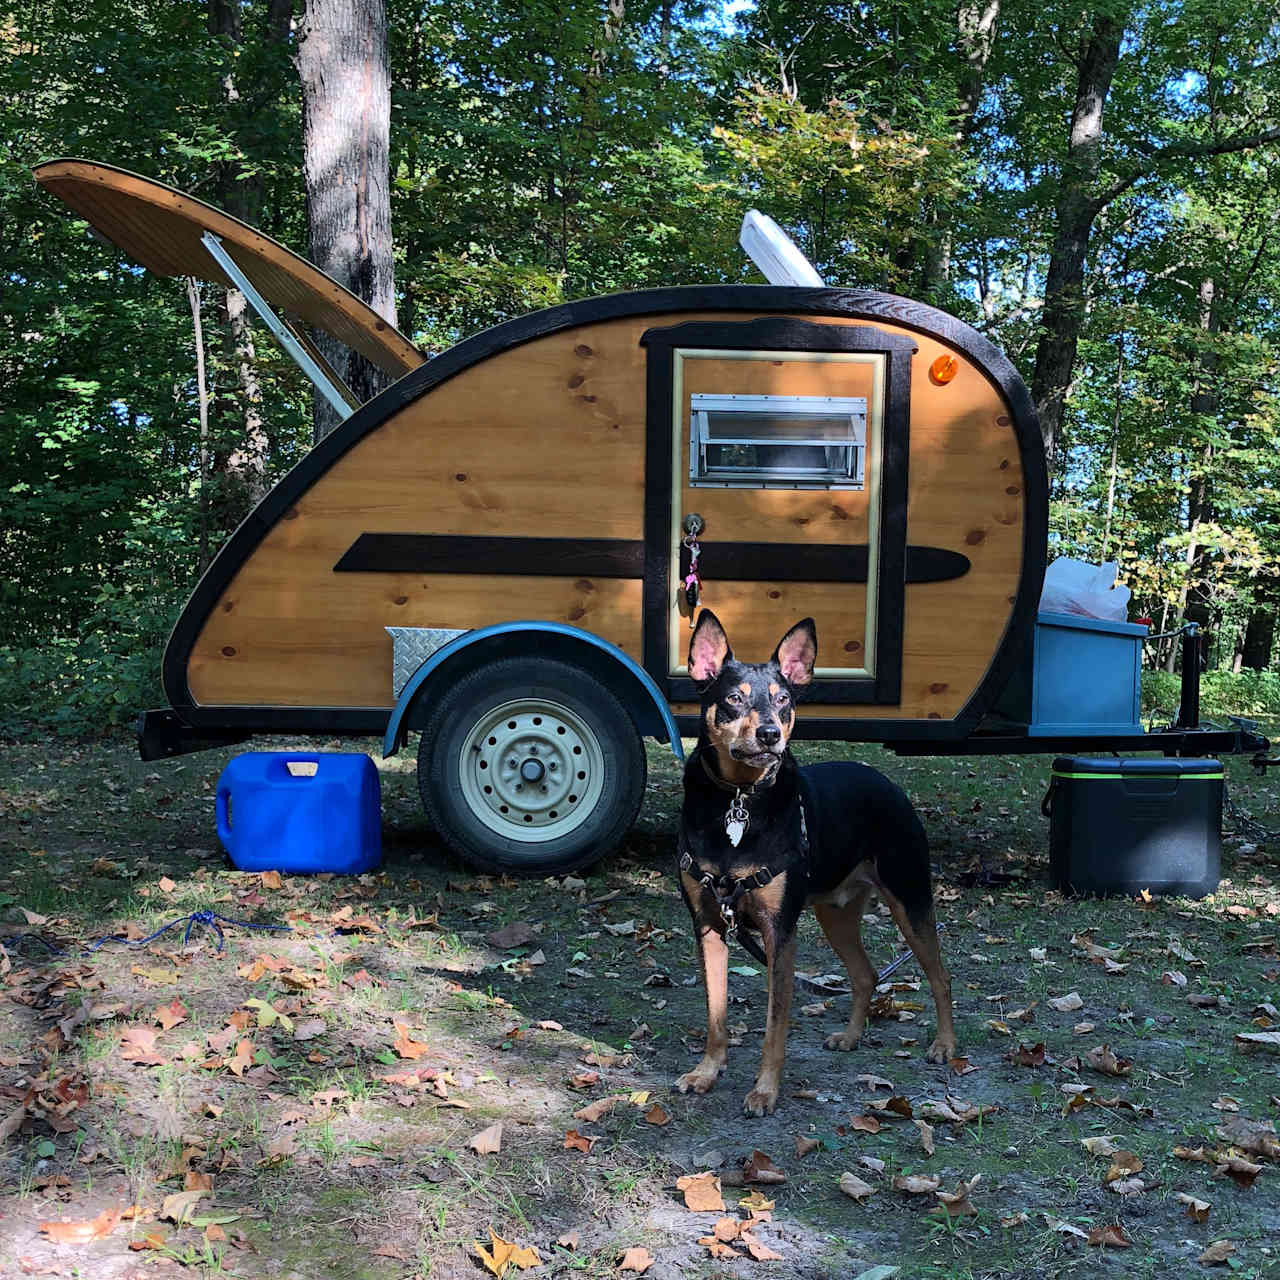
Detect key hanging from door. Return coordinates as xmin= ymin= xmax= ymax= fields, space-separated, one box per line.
xmin=681 ymin=513 xmax=705 ymax=627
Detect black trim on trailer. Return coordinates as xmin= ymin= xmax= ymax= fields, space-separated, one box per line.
xmin=334 ymin=534 xmax=646 ymax=577
xmin=157 ymin=285 xmax=1047 ymax=745
xmin=332 ymin=533 xmax=971 ymax=585
xmin=677 ymin=541 xmax=970 ymax=586
xmin=640 ymin=316 xmax=916 ymax=707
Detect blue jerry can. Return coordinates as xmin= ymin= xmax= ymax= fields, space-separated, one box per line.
xmin=215 ymin=753 xmax=381 ymax=874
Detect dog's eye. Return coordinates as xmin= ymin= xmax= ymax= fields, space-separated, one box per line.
xmin=724 ymin=689 xmax=746 ymax=707
xmin=774 ymin=690 xmax=791 ymax=707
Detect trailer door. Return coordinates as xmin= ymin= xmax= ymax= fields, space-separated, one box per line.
xmin=641 ymin=316 xmax=921 ymax=706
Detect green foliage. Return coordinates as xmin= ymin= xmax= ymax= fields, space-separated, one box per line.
xmin=1142 ymin=669 xmax=1280 ymax=719
xmin=1 ymin=0 xmax=1278 ymax=737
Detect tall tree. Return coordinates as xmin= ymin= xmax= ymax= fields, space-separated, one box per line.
xmin=297 ymin=0 xmax=395 ymax=439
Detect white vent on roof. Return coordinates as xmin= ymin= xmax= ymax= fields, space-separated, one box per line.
xmin=739 ymin=209 xmax=825 ymax=287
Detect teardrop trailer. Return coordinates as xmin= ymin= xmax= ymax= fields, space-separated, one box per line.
xmin=35 ymin=160 xmax=1275 ymax=877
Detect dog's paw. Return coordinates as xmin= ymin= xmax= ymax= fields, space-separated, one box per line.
xmin=925 ymin=1036 xmax=956 ymax=1064
xmin=742 ymin=1085 xmax=778 ymax=1117
xmin=676 ymin=1064 xmax=722 ymax=1095
xmin=823 ymin=1029 xmax=861 ymax=1052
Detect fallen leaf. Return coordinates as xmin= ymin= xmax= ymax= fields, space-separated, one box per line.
xmin=893 ymin=1174 xmax=940 ymax=1194
xmin=914 ymin=1119 xmax=935 ymax=1155
xmin=119 ymin=1026 xmax=165 ymax=1067
xmin=292 ymin=1017 xmax=327 ymax=1042
xmin=487 ymin=922 xmax=536 ymax=950
xmin=1081 ymin=1136 xmax=1119 ymax=1157
xmin=1000 ymin=1211 xmax=1030 ymax=1227
xmin=848 ymin=1114 xmax=881 ymax=1134
xmin=474 ymin=1228 xmax=541 ymax=1276
xmin=38 ymin=1206 xmax=122 ymax=1244
xmin=1104 ymin=1151 xmax=1143 ymax=1183
xmin=1108 ymin=1176 xmax=1145 ymax=1196
xmin=854 ymin=1073 xmax=895 ymax=1091
xmin=392 ymin=1021 xmax=429 ymax=1060
xmin=1215 ymin=1153 xmax=1262 ymax=1188
xmin=227 ymin=1039 xmax=254 ymax=1077
xmin=563 ymin=1128 xmax=598 ymax=1153
xmin=744 ymin=1149 xmax=786 ymax=1184
xmin=1085 ymin=1043 xmax=1132 ymax=1077
xmin=1198 ymin=1240 xmax=1235 ymax=1265
xmin=468 ymin=1122 xmax=503 ymax=1155
xmin=930 ymin=1174 xmax=980 ymax=1218
xmin=643 ymin=1103 xmax=670 ymax=1126
xmin=618 ymin=1245 xmax=654 ymax=1273
xmin=1009 ymin=1042 xmax=1046 ymax=1067
xmin=158 ymin=876 xmax=177 ymax=893
xmin=574 ymin=1095 xmax=623 ymax=1123
xmin=741 ymin=1231 xmax=783 ymax=1261
xmin=154 ymin=998 xmax=188 ymax=1030
xmin=1177 ymin=1192 xmax=1211 ymax=1223
xmin=838 ymin=1171 xmax=876 ymax=1201
xmin=557 ymin=1230 xmax=580 ymax=1249
xmin=740 ymin=1189 xmax=776 ymax=1215
xmin=20 ymin=908 xmax=49 ymax=926
xmin=1211 ymin=1095 xmax=1240 ymax=1112
xmin=1049 ymin=992 xmax=1084 ymax=1012
xmin=676 ymin=1171 xmax=725 ymax=1212
xmin=259 ymin=870 xmax=284 ymax=889
xmin=795 ymin=1135 xmax=820 ymax=1157
xmin=1235 ymin=1031 xmax=1280 ymax=1054
xmin=160 ymin=1189 xmax=210 ymax=1225
xmin=1087 ymin=1224 xmax=1131 ymax=1249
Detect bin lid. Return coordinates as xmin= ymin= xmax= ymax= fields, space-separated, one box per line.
xmin=1052 ymin=757 xmax=1223 ymax=778
xmin=34 ymin=159 xmax=425 ymax=379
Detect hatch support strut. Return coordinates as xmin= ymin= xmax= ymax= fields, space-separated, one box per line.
xmin=200 ymin=231 xmax=356 ymax=421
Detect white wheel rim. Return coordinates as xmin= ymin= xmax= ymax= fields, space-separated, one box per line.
xmin=457 ymin=697 xmax=607 ymax=844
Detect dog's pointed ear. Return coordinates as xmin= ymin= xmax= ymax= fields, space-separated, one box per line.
xmin=772 ymin=617 xmax=817 ymax=687
xmin=688 ymin=610 xmax=732 ymax=689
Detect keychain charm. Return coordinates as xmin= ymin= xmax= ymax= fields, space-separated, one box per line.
xmin=682 ymin=534 xmax=702 ymax=624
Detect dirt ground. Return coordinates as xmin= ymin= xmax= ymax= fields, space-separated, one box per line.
xmin=2 ymin=731 xmax=1280 ymax=1279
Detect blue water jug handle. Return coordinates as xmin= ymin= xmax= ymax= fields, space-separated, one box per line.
xmin=216 ymin=781 xmax=232 ymax=847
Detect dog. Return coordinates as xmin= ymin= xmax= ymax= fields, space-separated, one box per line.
xmin=674 ymin=609 xmax=956 ymax=1116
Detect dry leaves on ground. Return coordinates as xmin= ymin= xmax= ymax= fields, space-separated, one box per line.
xmin=676 ymin=1171 xmax=725 ymax=1212
xmin=474 ymin=1229 xmax=541 ymax=1277
xmin=38 ymin=1206 xmax=123 ymax=1245
xmin=468 ymin=1122 xmax=503 ymax=1155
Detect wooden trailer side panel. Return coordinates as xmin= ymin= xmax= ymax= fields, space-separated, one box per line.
xmin=184 ymin=308 xmax=1024 ymax=724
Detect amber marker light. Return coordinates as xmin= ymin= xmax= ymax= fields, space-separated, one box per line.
xmin=930 ymin=354 xmax=959 ymax=384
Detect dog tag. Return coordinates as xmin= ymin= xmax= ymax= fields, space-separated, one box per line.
xmin=725 ymin=792 xmax=749 ymax=847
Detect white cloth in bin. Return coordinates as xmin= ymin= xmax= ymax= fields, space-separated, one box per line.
xmin=1039 ymin=557 xmax=1131 ymax=621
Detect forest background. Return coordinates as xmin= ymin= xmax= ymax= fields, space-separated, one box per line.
xmin=2 ymin=0 xmax=1280 ymax=734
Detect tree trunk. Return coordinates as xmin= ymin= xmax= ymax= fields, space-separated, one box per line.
xmin=1030 ymin=11 xmax=1124 ymax=462
xmin=1240 ymin=607 xmax=1275 ymax=670
xmin=298 ymin=0 xmax=396 ymax=441
xmin=206 ymin=0 xmax=290 ymax=518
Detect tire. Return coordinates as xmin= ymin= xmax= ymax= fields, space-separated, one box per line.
xmin=417 ymin=657 xmax=646 ymax=877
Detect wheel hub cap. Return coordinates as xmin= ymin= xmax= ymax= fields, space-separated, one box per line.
xmin=458 ymin=698 xmax=606 ymax=843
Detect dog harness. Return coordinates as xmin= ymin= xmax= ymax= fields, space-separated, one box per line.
xmin=679 ymin=754 xmax=810 ymax=962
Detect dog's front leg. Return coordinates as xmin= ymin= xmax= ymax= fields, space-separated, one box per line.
xmin=676 ymin=924 xmax=730 ymax=1095
xmin=744 ymin=927 xmax=796 ymax=1117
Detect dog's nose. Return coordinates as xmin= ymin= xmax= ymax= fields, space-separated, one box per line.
xmin=756 ymin=724 xmax=781 ymax=747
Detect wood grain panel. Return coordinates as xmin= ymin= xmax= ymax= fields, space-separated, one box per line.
xmin=189 ymin=576 xmax=643 ymax=706
xmin=187 ymin=310 xmax=1023 ymax=717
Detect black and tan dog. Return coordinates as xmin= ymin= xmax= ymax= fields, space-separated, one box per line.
xmin=674 ymin=610 xmax=956 ymax=1116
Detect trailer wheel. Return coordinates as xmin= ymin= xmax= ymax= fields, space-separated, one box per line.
xmin=417 ymin=657 xmax=646 ymax=876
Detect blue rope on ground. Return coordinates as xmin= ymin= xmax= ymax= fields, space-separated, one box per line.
xmin=1 ymin=913 xmax=292 ymax=961
xmin=85 ymin=909 xmax=291 ymax=955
